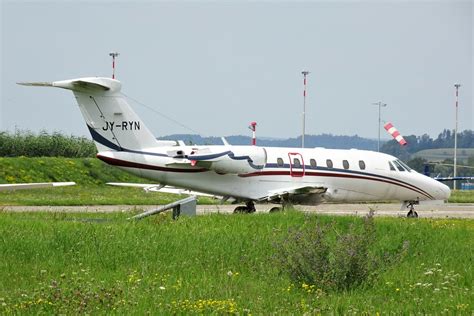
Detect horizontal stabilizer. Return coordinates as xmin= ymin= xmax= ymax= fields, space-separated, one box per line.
xmin=17 ymin=77 xmax=120 ymax=93
xmin=17 ymin=82 xmax=53 ymax=87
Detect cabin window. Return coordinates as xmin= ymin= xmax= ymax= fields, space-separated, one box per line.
xmin=326 ymin=159 xmax=333 ymax=168
xmin=277 ymin=158 xmax=284 ymax=167
xmin=293 ymin=158 xmax=301 ymax=168
xmin=342 ymin=160 xmax=350 ymax=170
xmin=393 ymin=160 xmax=406 ymax=171
xmin=359 ymin=160 xmax=366 ymax=170
xmin=389 ymin=161 xmax=396 ymax=171
xmin=310 ymin=159 xmax=317 ymax=168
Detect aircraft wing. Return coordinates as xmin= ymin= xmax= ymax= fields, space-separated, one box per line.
xmin=434 ymin=176 xmax=474 ymax=182
xmin=257 ymin=185 xmax=328 ymax=204
xmin=106 ymin=182 xmax=221 ymax=198
xmin=0 ymin=182 xmax=76 ymax=192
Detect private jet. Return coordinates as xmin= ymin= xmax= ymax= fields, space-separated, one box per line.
xmin=19 ymin=77 xmax=451 ymax=217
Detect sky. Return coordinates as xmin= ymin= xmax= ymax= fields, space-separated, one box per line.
xmin=1 ymin=0 xmax=473 ymax=141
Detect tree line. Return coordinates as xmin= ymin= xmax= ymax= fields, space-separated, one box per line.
xmin=381 ymin=129 xmax=474 ymax=161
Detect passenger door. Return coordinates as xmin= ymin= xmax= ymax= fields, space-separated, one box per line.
xmin=288 ymin=152 xmax=305 ymax=177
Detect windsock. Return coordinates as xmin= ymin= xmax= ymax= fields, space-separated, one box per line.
xmin=384 ymin=122 xmax=407 ymax=146
xmin=248 ymin=122 xmax=257 ymax=145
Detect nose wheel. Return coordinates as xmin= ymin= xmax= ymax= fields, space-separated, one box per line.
xmin=406 ymin=202 xmax=419 ymax=218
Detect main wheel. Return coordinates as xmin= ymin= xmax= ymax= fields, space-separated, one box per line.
xmin=233 ymin=206 xmax=248 ymax=214
xmin=407 ymin=210 xmax=419 ymax=218
xmin=269 ymin=207 xmax=282 ymax=213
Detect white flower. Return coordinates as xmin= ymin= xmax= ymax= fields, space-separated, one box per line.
xmin=159 ymin=286 xmax=165 ymax=290
xmin=227 ymin=271 xmax=233 ymax=277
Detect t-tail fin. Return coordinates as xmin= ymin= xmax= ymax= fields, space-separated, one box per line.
xmin=18 ymin=77 xmax=158 ymax=152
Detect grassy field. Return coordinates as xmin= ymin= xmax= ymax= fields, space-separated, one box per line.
xmin=1 ymin=183 xmax=473 ymax=206
xmin=0 ymin=211 xmax=472 ymax=314
xmin=0 ymin=186 xmax=216 ymax=206
xmin=0 ymin=157 xmax=216 ymax=205
xmin=412 ymin=148 xmax=474 ymax=163
xmin=0 ymin=157 xmax=145 ymax=185
xmin=449 ymin=190 xmax=474 ymax=203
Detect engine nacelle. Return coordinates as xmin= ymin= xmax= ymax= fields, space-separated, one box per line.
xmin=189 ymin=146 xmax=267 ymax=174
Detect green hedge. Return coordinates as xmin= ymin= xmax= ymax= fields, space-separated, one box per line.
xmin=0 ymin=130 xmax=96 ymax=157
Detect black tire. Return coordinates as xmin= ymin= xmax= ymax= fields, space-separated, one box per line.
xmin=269 ymin=207 xmax=282 ymax=213
xmin=233 ymin=206 xmax=248 ymax=214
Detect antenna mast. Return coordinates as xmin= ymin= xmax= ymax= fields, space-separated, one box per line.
xmin=109 ymin=52 xmax=120 ymax=79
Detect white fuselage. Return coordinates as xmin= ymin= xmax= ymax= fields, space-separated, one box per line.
xmin=97 ymin=145 xmax=451 ymax=204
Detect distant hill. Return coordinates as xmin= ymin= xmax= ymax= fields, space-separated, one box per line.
xmin=412 ymin=148 xmax=474 ymax=163
xmin=159 ymin=134 xmax=380 ymax=150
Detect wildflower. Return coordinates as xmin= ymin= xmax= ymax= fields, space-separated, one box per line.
xmin=159 ymin=286 xmax=165 ymax=290
xmin=395 ymin=288 xmax=400 ymax=292
xmin=227 ymin=271 xmax=233 ymax=277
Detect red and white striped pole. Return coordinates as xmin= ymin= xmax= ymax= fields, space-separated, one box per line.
xmin=109 ymin=52 xmax=119 ymax=79
xmin=249 ymin=122 xmax=257 ymax=145
xmin=302 ymin=71 xmax=310 ymax=148
xmin=384 ymin=122 xmax=407 ymax=146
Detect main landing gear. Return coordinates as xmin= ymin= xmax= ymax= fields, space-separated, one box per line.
xmin=233 ymin=201 xmax=256 ymax=214
xmin=406 ymin=201 xmax=419 ymax=218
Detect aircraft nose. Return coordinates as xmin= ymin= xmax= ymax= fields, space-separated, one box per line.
xmin=435 ymin=182 xmax=451 ymax=200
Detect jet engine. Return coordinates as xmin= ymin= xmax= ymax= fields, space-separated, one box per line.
xmin=188 ymin=146 xmax=267 ymax=174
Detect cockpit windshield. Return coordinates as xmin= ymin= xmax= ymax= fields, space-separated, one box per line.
xmin=397 ymin=160 xmax=412 ymax=172
xmin=392 ymin=160 xmax=405 ymax=171
xmin=392 ymin=159 xmax=412 ymax=172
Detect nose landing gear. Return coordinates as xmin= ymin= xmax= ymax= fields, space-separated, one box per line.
xmin=406 ymin=201 xmax=419 ymax=218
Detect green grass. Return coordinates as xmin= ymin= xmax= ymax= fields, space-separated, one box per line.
xmin=0 ymin=157 xmax=145 ymax=185
xmin=0 ymin=211 xmax=472 ymax=314
xmin=0 ymin=157 xmax=215 ymax=205
xmin=0 ymin=186 xmax=215 ymax=206
xmin=449 ymin=190 xmax=474 ymax=203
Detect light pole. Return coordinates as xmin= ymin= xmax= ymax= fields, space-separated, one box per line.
xmin=109 ymin=52 xmax=120 ymax=79
xmin=372 ymin=101 xmax=387 ymax=152
xmin=454 ymin=83 xmax=461 ymax=190
xmin=301 ymin=71 xmax=310 ymax=148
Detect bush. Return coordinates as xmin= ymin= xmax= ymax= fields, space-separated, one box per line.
xmin=274 ymin=211 xmax=408 ymax=292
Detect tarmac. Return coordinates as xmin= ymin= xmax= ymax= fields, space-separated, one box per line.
xmin=2 ymin=203 xmax=474 ymax=218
